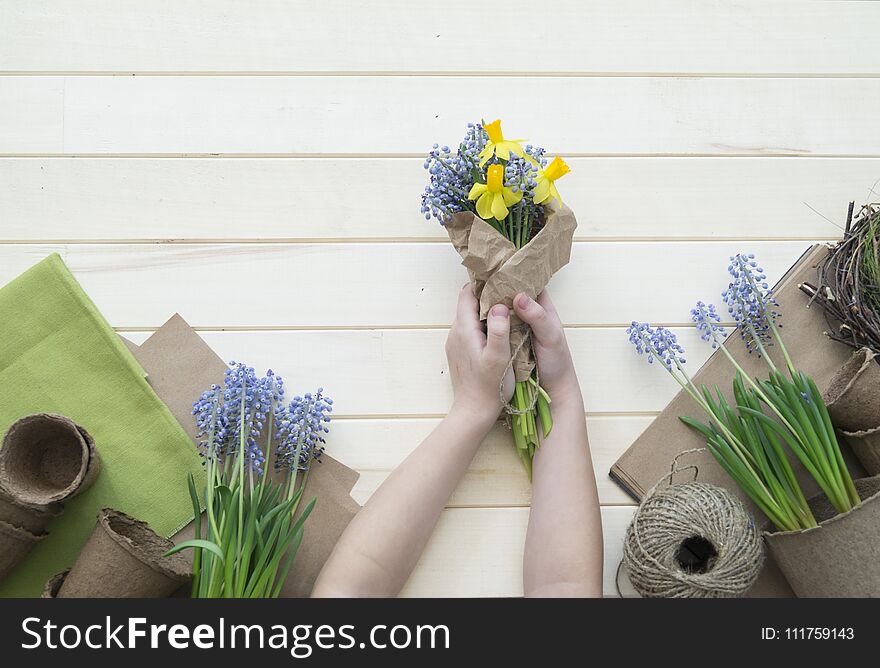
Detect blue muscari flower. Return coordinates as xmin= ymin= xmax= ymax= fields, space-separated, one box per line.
xmin=626 ymin=322 xmax=686 ymax=370
xmin=275 ymin=388 xmax=333 ymax=473
xmin=721 ymin=253 xmax=780 ymax=354
xmin=420 ymin=123 xmax=486 ymax=223
xmin=192 ymin=362 xmax=287 ymax=475
xmin=690 ymin=300 xmax=728 ymax=348
xmin=420 ymin=123 xmax=550 ymax=225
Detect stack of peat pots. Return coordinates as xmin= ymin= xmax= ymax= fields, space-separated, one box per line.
xmin=0 ymin=414 xmax=100 ymax=581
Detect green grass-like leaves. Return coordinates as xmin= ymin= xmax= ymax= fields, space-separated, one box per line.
xmin=167 ymin=468 xmax=316 ymax=598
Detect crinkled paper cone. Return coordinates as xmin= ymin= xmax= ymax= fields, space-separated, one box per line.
xmin=41 ymin=569 xmax=69 ymax=598
xmin=444 ymin=205 xmax=577 ymax=381
xmin=765 ymin=475 xmax=880 ymax=597
xmin=0 ymin=413 xmax=100 ymax=505
xmin=0 ymin=488 xmax=62 ymax=535
xmin=842 ymin=427 xmax=880 ymax=476
xmin=0 ymin=520 xmax=45 ymax=582
xmin=57 ymin=508 xmax=190 ymax=598
xmin=824 ymin=348 xmax=880 ymax=433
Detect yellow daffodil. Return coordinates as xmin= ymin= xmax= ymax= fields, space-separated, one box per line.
xmin=468 ymin=164 xmax=523 ymax=221
xmin=478 ymin=119 xmax=536 ymax=167
xmin=533 ymin=156 xmax=570 ymax=206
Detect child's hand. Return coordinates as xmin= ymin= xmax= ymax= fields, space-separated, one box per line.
xmin=513 ymin=291 xmax=581 ymax=404
xmin=446 ymin=284 xmax=515 ymax=424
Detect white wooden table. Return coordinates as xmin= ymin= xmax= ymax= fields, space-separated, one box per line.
xmin=1 ymin=1 xmax=877 ymax=596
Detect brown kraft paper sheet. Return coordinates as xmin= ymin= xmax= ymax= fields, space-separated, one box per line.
xmin=444 ymin=204 xmax=577 ymax=381
xmin=122 ymin=314 xmax=361 ymax=598
xmin=610 ymin=245 xmax=867 ymax=597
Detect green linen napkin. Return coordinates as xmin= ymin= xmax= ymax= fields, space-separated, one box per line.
xmin=0 ymin=254 xmax=205 ymax=597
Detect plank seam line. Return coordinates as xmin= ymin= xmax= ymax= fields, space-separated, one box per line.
xmin=114 ymin=324 xmax=729 ymax=332
xmin=2 ymin=153 xmax=880 ymax=160
xmin=253 ymin=412 xmax=661 ymax=420
xmin=1 ymin=71 xmax=880 ymax=79
xmin=0 ymin=237 xmax=837 ymax=245
xmin=438 ymin=503 xmax=637 ymax=510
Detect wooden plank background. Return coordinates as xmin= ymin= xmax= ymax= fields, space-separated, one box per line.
xmin=0 ymin=1 xmax=877 ymax=597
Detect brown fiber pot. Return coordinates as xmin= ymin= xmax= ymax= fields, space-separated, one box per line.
xmin=824 ymin=348 xmax=880 ymax=433
xmin=0 ymin=488 xmax=63 ymax=535
xmin=0 ymin=413 xmax=100 ymax=506
xmin=765 ymin=475 xmax=880 ymax=597
xmin=0 ymin=519 xmax=46 ymax=582
xmin=842 ymin=427 xmax=880 ymax=477
xmin=57 ymin=508 xmax=191 ymax=598
xmin=41 ymin=570 xmax=70 ymax=598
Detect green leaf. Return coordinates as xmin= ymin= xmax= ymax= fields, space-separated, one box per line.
xmin=186 ymin=473 xmax=203 ymax=596
xmin=165 ymin=539 xmax=226 ymax=563
xmin=679 ymin=415 xmax=715 ymax=441
xmin=215 ymin=484 xmax=233 ymax=508
xmin=271 ymin=525 xmax=306 ymax=599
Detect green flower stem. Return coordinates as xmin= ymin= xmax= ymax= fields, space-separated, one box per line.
xmin=660 ymin=343 xmax=761 ymax=474
xmin=642 ymin=334 xmax=811 ymax=530
xmin=492 ymin=202 xmax=551 ymax=478
xmin=236 ymin=377 xmax=247 ymax=562
xmin=702 ymin=302 xmax=857 ymax=514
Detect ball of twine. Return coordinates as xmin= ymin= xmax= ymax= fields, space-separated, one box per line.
xmin=623 ymin=481 xmax=764 ymax=598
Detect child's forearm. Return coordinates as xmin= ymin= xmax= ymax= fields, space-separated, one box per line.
xmin=312 ymin=405 xmax=496 ymax=597
xmin=523 ymin=391 xmax=603 ymax=597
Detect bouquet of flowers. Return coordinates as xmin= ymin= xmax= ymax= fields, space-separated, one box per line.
xmin=627 ymin=253 xmax=859 ymax=531
xmin=166 ymin=362 xmax=333 ymax=597
xmin=422 ymin=120 xmax=577 ymax=477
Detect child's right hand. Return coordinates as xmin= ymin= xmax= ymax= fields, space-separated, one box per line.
xmin=513 ymin=291 xmax=582 ymax=405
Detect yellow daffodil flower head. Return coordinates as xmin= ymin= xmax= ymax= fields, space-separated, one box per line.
xmin=478 ymin=119 xmax=536 ymax=167
xmin=533 ymin=156 xmax=571 ymax=206
xmin=468 ymin=164 xmax=523 ymax=221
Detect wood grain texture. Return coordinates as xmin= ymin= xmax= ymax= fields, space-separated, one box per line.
xmin=0 ymin=157 xmax=864 ymax=241
xmin=0 ymin=241 xmax=815 ymax=327
xmin=2 ymin=76 xmax=880 ymax=155
xmin=1 ymin=1 xmax=877 ymax=75
xmin=326 ymin=416 xmax=647 ymax=508
xmin=122 ymin=328 xmax=710 ymax=416
xmin=400 ymin=506 xmax=635 ymax=597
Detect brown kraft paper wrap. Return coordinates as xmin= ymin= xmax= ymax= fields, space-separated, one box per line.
xmin=0 ymin=520 xmax=46 ymax=582
xmin=57 ymin=508 xmax=190 ymax=598
xmin=765 ymin=475 xmax=880 ymax=597
xmin=444 ymin=205 xmax=577 ymax=381
xmin=122 ymin=314 xmax=362 ymax=597
xmin=0 ymin=413 xmax=100 ymax=506
xmin=0 ymin=488 xmax=62 ymax=535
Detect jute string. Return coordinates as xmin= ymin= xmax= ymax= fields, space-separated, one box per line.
xmin=499 ymin=324 xmax=539 ymax=416
xmin=616 ymin=449 xmax=764 ymax=598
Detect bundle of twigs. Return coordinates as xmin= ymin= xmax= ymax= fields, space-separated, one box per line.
xmin=800 ymin=202 xmax=880 ymax=354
